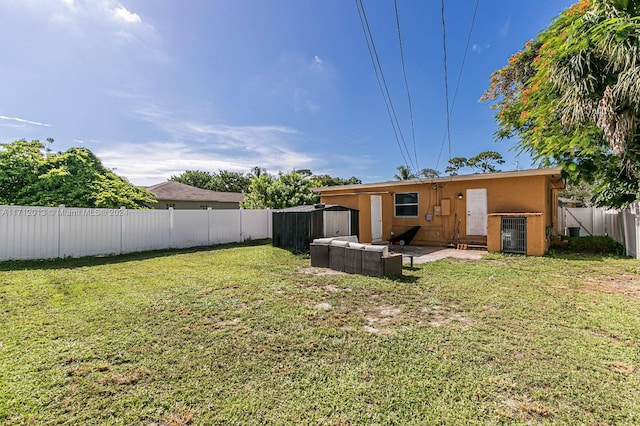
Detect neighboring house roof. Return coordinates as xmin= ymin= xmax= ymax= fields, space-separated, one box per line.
xmin=314 ymin=168 xmax=563 ymax=193
xmin=558 ymin=197 xmax=583 ymax=207
xmin=146 ymin=181 xmax=244 ymax=203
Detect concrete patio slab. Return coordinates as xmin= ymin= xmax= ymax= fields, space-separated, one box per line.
xmin=388 ymin=245 xmax=487 ymax=264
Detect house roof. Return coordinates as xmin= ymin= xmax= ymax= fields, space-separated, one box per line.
xmin=558 ymin=197 xmax=583 ymax=206
xmin=313 ymin=167 xmax=563 ymax=194
xmin=146 ymin=181 xmax=245 ymax=203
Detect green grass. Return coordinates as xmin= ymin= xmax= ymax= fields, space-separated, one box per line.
xmin=1 ymin=242 xmax=639 ymax=425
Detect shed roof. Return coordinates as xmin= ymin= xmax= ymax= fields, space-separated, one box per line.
xmin=146 ymin=181 xmax=244 ymax=203
xmin=275 ymin=204 xmax=358 ymax=213
xmin=314 ymin=167 xmax=563 ymax=194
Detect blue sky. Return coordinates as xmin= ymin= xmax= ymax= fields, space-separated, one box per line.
xmin=0 ymin=0 xmax=575 ymax=185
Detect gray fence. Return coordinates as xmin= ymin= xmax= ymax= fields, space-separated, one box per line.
xmin=558 ymin=204 xmax=640 ymax=258
xmin=0 ymin=205 xmax=272 ymax=261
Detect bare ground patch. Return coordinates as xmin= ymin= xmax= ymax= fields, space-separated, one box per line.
xmin=581 ymin=275 xmax=640 ymax=300
xmin=299 ymin=267 xmax=347 ymax=276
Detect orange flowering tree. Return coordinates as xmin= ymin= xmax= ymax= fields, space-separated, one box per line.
xmin=482 ymin=0 xmax=640 ymax=207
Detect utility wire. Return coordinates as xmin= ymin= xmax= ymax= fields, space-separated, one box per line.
xmin=355 ymin=0 xmax=417 ymax=173
xmin=394 ymin=0 xmax=419 ymax=172
xmin=440 ymin=0 xmax=453 ymax=164
xmin=436 ymin=0 xmax=480 ymax=171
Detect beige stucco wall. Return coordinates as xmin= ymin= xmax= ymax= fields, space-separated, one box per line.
xmin=487 ymin=213 xmax=547 ymax=256
xmin=319 ymin=173 xmax=561 ymax=255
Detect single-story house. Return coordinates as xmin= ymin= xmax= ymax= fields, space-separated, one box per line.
xmin=145 ymin=181 xmax=244 ymax=210
xmin=313 ymin=168 xmax=565 ymax=256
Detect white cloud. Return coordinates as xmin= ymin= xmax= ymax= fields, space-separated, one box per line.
xmin=114 ymin=6 xmax=141 ymax=23
xmin=472 ymin=43 xmax=490 ymax=53
xmin=0 ymin=115 xmax=51 ymax=127
xmin=499 ymin=17 xmax=511 ymax=38
xmin=94 ymin=100 xmax=321 ymax=185
xmin=97 ymin=137 xmax=319 ymax=186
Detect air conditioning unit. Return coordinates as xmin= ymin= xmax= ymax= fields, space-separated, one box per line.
xmin=501 ymin=217 xmax=526 ymax=255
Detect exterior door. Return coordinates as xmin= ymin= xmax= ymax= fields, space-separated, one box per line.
xmin=371 ymin=195 xmax=383 ymax=241
xmin=324 ymin=211 xmax=350 ymax=237
xmin=466 ymin=188 xmax=487 ymax=236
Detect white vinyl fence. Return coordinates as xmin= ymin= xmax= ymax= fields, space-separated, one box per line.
xmin=0 ymin=205 xmax=272 ymax=261
xmin=559 ymin=204 xmax=640 ymax=258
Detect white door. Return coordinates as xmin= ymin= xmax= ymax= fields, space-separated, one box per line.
xmin=324 ymin=211 xmax=350 ymax=237
xmin=466 ymin=188 xmax=487 ymax=236
xmin=371 ymin=195 xmax=383 ymax=241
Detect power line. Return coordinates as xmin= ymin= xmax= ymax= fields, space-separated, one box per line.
xmin=354 ymin=0 xmax=417 ymax=173
xmin=436 ymin=0 xmax=481 ymax=171
xmin=440 ymin=0 xmax=453 ymax=164
xmin=394 ymin=0 xmax=419 ymax=171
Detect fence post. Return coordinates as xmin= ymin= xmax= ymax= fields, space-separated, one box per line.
xmin=169 ymin=207 xmax=174 ymax=248
xmin=239 ymin=208 xmax=244 ymax=243
xmin=120 ymin=206 xmax=126 ymax=255
xmin=58 ymin=204 xmax=64 ymax=258
xmin=267 ymin=208 xmax=271 ymax=238
xmin=635 ymin=214 xmax=640 ymax=260
xmin=207 ymin=207 xmax=212 ymax=246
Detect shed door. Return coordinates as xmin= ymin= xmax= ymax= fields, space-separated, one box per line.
xmin=466 ymin=188 xmax=487 ymax=236
xmin=371 ymin=196 xmax=383 ymax=241
xmin=324 ymin=211 xmax=350 ymax=237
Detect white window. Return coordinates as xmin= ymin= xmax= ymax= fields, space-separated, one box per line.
xmin=395 ymin=192 xmax=418 ymax=217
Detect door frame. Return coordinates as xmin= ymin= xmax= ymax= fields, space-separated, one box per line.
xmin=466 ymin=188 xmax=488 ymax=236
xmin=370 ymin=195 xmax=383 ymax=241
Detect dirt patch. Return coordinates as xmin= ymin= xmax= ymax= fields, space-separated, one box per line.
xmin=581 ymin=275 xmax=640 ymax=300
xmin=422 ymin=305 xmax=473 ymax=329
xmin=357 ymin=305 xmax=404 ymax=335
xmin=299 ymin=267 xmax=347 ymax=276
xmin=315 ymin=302 xmax=332 ymax=311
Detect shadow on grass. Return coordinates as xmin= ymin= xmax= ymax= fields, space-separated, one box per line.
xmin=0 ymin=239 xmax=273 ymax=271
xmin=392 ymin=274 xmax=420 ymax=284
xmin=545 ymin=251 xmax=630 ymax=262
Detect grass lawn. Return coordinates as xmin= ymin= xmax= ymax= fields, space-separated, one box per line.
xmin=0 ymin=241 xmax=639 ymax=425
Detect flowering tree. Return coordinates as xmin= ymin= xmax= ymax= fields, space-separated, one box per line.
xmin=482 ymin=0 xmax=640 ymax=206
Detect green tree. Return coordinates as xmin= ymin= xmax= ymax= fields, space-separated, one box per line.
xmin=241 ymin=171 xmax=318 ymax=209
xmin=208 ymin=170 xmax=251 ymax=193
xmin=170 ymin=169 xmax=250 ymax=193
xmin=482 ymin=0 xmax=640 ymax=206
xmin=0 ymin=139 xmax=154 ymax=208
xmin=467 ymin=151 xmax=505 ymax=173
xmin=444 ymin=157 xmax=468 ymax=176
xmin=420 ymin=168 xmax=441 ymax=178
xmin=169 ymin=170 xmax=215 ymax=189
xmin=394 ymin=165 xmax=417 ymax=180
xmin=310 ymin=174 xmax=362 ymax=187
xmin=560 ymin=180 xmax=600 ymax=206
xmin=0 ymin=140 xmax=44 ymax=204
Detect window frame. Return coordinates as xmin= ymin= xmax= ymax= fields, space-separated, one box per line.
xmin=394 ymin=192 xmax=419 ymax=217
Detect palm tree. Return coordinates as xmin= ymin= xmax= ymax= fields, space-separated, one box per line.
xmin=393 ymin=165 xmax=416 ymax=180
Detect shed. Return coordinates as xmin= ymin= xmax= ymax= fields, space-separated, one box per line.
xmin=272 ymin=204 xmax=359 ymax=252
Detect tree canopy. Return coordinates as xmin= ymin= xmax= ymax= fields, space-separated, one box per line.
xmin=170 ymin=169 xmax=251 ymax=193
xmin=482 ymin=0 xmax=640 ymax=206
xmin=240 ymin=170 xmax=362 ymax=209
xmin=241 ymin=171 xmax=318 ymax=209
xmin=0 ymin=139 xmax=155 ymax=208
xmin=444 ymin=151 xmax=505 ymax=175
